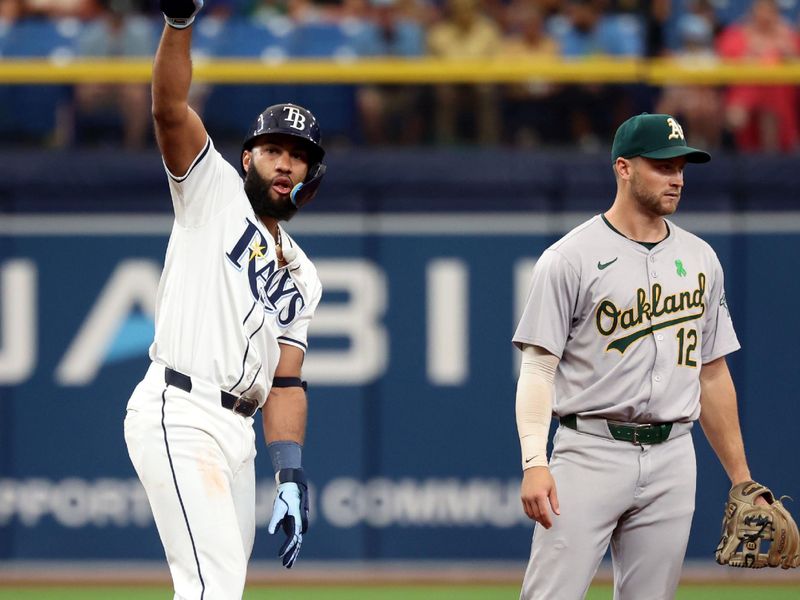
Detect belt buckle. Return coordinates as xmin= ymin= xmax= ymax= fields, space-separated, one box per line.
xmin=631 ymin=423 xmax=652 ymax=445
xmin=232 ymin=395 xmax=257 ymax=417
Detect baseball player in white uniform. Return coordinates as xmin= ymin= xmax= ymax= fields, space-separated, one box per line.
xmin=124 ymin=2 xmax=324 ymax=598
xmin=513 ymin=113 xmax=764 ymax=599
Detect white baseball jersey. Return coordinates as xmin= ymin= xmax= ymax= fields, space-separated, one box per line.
xmin=513 ymin=214 xmax=739 ymax=423
xmin=149 ymin=136 xmax=322 ymax=406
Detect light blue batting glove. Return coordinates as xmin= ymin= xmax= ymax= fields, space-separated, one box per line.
xmin=268 ymin=469 xmax=309 ymax=569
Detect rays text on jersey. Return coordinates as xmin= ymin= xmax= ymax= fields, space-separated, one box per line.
xmin=596 ymin=273 xmax=707 ymax=353
xmin=226 ymin=218 xmax=306 ymax=327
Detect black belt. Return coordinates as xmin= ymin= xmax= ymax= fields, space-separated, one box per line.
xmin=561 ymin=414 xmax=674 ymax=445
xmin=164 ymin=367 xmax=259 ymax=418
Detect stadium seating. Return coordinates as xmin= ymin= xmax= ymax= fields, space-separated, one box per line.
xmin=285 ymin=22 xmax=362 ymax=143
xmin=1 ymin=0 xmax=800 ymax=148
xmin=201 ymin=18 xmax=297 ymax=141
xmin=547 ymin=13 xmax=644 ymax=58
xmin=0 ymin=18 xmax=79 ymax=59
xmin=663 ymin=0 xmax=800 ymax=50
xmin=0 ymin=18 xmax=79 ymax=143
xmin=350 ymin=20 xmax=425 ymax=58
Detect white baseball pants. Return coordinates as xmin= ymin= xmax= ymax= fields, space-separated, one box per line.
xmin=124 ymin=362 xmax=257 ymax=600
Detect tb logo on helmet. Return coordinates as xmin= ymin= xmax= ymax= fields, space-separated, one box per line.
xmin=667 ymin=117 xmax=685 ymax=141
xmin=284 ymin=106 xmax=307 ymax=131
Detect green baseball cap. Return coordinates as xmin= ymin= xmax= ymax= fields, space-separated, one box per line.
xmin=611 ymin=113 xmax=711 ymax=163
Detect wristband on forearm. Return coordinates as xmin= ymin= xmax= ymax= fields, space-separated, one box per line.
xmin=276 ymin=467 xmax=307 ymax=487
xmin=268 ymin=440 xmax=302 ymax=473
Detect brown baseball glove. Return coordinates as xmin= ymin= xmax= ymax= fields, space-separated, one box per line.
xmin=715 ymin=481 xmax=800 ymax=569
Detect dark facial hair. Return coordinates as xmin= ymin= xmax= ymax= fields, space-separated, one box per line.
xmin=244 ymin=165 xmax=298 ymax=222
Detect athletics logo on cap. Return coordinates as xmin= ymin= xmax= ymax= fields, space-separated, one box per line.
xmin=667 ymin=118 xmax=685 ymax=141
xmin=611 ymin=113 xmax=711 ymax=164
xmin=283 ymin=106 xmax=307 ymax=131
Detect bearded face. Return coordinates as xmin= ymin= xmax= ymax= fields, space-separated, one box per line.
xmin=628 ymin=159 xmax=683 ymax=217
xmin=244 ymin=162 xmax=299 ymax=222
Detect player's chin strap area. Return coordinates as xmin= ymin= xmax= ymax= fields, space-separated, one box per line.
xmin=290 ymin=163 xmax=326 ymax=209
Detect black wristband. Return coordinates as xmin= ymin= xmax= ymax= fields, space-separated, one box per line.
xmin=277 ymin=468 xmax=307 ymax=488
xmin=273 ymin=377 xmax=307 ymax=390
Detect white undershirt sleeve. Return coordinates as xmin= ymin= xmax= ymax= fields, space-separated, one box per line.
xmin=516 ymin=344 xmax=559 ymax=470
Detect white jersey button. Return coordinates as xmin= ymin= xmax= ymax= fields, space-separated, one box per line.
xmin=654 ymin=374 xmax=662 ymax=382
xmin=651 ymin=271 xmax=657 ymax=278
xmin=650 ymin=256 xmax=655 ymax=262
xmin=656 ymin=334 xmax=664 ymax=341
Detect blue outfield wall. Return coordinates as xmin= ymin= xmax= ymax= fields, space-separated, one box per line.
xmin=0 ymin=148 xmax=799 ymax=564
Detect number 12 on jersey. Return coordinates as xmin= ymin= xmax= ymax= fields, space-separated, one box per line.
xmin=676 ymin=328 xmax=698 ymax=367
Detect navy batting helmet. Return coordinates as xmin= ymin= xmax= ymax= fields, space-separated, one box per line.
xmin=241 ymin=103 xmax=327 ymax=208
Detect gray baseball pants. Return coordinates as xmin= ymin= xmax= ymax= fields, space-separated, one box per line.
xmin=520 ymin=424 xmax=696 ymax=600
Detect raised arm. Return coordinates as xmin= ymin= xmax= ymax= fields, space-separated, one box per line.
xmin=153 ymin=1 xmax=208 ymax=175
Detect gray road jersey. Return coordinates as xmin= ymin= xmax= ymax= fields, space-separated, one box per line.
xmin=513 ymin=215 xmax=740 ymax=423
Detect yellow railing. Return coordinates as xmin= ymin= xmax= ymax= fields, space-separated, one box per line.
xmin=1 ymin=57 xmax=800 ymax=84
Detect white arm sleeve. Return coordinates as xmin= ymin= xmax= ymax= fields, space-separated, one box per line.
xmin=516 ymin=344 xmax=559 ymax=470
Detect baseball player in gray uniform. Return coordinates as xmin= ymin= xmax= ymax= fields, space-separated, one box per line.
xmin=123 ymin=2 xmax=324 ymax=597
xmin=513 ymin=113 xmax=762 ymax=599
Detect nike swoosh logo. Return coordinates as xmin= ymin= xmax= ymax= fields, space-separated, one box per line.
xmin=598 ymin=258 xmax=618 ymax=270
xmin=524 ymin=457 xmax=536 ymax=463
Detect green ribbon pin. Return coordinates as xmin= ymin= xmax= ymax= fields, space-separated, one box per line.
xmin=675 ymin=259 xmax=687 ymax=277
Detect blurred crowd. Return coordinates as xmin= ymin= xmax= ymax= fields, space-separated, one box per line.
xmin=1 ymin=0 xmax=799 ymax=153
